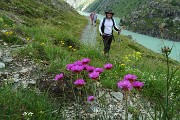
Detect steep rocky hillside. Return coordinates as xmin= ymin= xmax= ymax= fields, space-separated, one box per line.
xmin=84 ymin=0 xmax=145 ymax=17
xmin=65 ymin=0 xmax=96 ymax=11
xmin=124 ymin=0 xmax=180 ymax=41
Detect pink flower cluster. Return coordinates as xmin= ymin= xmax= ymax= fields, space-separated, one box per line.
xmin=65 ymin=58 xmax=113 ymax=81
xmin=117 ymin=74 xmax=144 ymax=91
xmin=54 ymin=58 xmax=114 ymax=102
xmin=74 ymin=79 xmax=86 ymax=87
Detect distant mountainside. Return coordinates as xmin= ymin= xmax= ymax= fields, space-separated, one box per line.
xmin=123 ymin=0 xmax=180 ymax=41
xmin=64 ymin=0 xmax=96 ymax=11
xmin=84 ymin=0 xmax=145 ymax=17
xmin=84 ymin=0 xmax=180 ymax=41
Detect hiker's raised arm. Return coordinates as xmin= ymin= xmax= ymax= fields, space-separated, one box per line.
xmin=99 ymin=19 xmax=103 ymax=35
xmin=114 ymin=20 xmax=121 ymax=32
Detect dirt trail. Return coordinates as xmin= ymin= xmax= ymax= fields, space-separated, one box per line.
xmin=80 ymin=18 xmax=97 ymax=46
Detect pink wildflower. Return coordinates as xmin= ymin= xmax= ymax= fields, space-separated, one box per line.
xmin=66 ymin=64 xmax=74 ymax=71
xmin=89 ymin=71 xmax=100 ymax=80
xmin=74 ymin=79 xmax=86 ymax=87
xmin=124 ymin=74 xmax=137 ymax=83
xmin=74 ymin=60 xmax=83 ymax=66
xmin=94 ymin=68 xmax=104 ymax=74
xmin=86 ymin=66 xmax=95 ymax=73
xmin=87 ymin=96 xmax=95 ymax=102
xmin=81 ymin=58 xmax=90 ymax=64
xmin=71 ymin=65 xmax=84 ymax=73
xmin=104 ymin=63 xmax=113 ymax=70
xmin=54 ymin=73 xmax=64 ymax=81
xmin=117 ymin=80 xmax=133 ymax=91
xmin=132 ymin=81 xmax=144 ymax=90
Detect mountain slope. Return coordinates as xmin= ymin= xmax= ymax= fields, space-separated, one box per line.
xmin=84 ymin=0 xmax=145 ymax=17
xmin=0 ymin=0 xmax=87 ymax=45
xmin=0 ymin=0 xmax=87 ymax=73
xmin=64 ymin=0 xmax=96 ymax=11
xmin=123 ymin=0 xmax=180 ymax=41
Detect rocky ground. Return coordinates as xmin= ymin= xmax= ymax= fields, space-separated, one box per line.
xmin=0 ymin=40 xmax=38 ymax=89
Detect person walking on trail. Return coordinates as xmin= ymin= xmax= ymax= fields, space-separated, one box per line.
xmin=99 ymin=10 xmax=121 ymax=56
xmin=90 ymin=12 xmax=94 ymax=25
xmin=93 ymin=12 xmax=97 ymax=26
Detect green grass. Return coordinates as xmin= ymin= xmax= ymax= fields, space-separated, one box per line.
xmin=0 ymin=84 xmax=63 ymax=120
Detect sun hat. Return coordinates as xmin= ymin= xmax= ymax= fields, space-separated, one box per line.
xmin=105 ymin=10 xmax=114 ymax=15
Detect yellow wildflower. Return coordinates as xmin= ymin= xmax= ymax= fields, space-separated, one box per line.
xmin=121 ymin=64 xmax=125 ymax=66
xmin=26 ymin=38 xmax=30 ymax=41
xmin=41 ymin=43 xmax=45 ymax=46
xmin=136 ymin=52 xmax=141 ymax=55
xmin=69 ymin=46 xmax=72 ymax=49
xmin=4 ymin=31 xmax=9 ymax=35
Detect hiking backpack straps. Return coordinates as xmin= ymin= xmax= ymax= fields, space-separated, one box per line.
xmin=101 ymin=17 xmax=115 ymax=34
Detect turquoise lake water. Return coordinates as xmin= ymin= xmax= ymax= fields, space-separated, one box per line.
xmin=79 ymin=11 xmax=180 ymax=62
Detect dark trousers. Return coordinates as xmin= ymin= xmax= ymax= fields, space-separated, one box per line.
xmin=102 ymin=34 xmax=113 ymax=54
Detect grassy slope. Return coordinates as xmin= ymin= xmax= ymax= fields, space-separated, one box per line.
xmin=0 ymin=0 xmax=87 ymax=119
xmin=0 ymin=0 xmax=180 ymax=119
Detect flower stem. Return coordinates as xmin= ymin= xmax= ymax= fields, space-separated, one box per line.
xmin=125 ymin=91 xmax=128 ymax=120
xmin=165 ymin=53 xmax=170 ymax=120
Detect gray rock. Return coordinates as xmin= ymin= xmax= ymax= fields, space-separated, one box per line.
xmin=90 ymin=105 xmax=99 ymax=113
xmin=0 ymin=62 xmax=5 ymax=68
xmin=13 ymin=78 xmax=20 ymax=82
xmin=28 ymin=80 xmax=36 ymax=84
xmin=13 ymin=74 xmax=20 ymax=78
xmin=3 ymin=42 xmax=8 ymax=46
xmin=110 ymin=91 xmax=123 ymax=101
xmin=21 ymin=81 xmax=28 ymax=88
xmin=20 ymin=68 xmax=29 ymax=73
xmin=2 ymin=57 xmax=13 ymax=63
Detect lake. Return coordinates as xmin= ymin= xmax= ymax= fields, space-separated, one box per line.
xmin=79 ymin=11 xmax=180 ymax=62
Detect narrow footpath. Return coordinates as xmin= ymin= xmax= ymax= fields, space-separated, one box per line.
xmin=80 ymin=18 xmax=97 ymax=46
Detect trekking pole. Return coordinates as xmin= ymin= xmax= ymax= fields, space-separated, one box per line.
xmin=118 ymin=31 xmax=121 ymax=47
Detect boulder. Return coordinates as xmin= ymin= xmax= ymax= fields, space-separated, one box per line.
xmin=0 ymin=62 xmax=5 ymax=68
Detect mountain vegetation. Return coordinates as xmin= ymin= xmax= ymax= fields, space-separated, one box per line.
xmin=84 ymin=0 xmax=145 ymax=18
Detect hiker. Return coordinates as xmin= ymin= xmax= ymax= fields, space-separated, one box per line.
xmin=99 ymin=10 xmax=121 ymax=56
xmin=93 ymin=12 xmax=97 ymax=26
xmin=90 ymin=12 xmax=94 ymax=25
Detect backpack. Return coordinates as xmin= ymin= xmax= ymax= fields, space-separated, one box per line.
xmin=101 ymin=17 xmax=115 ymax=34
